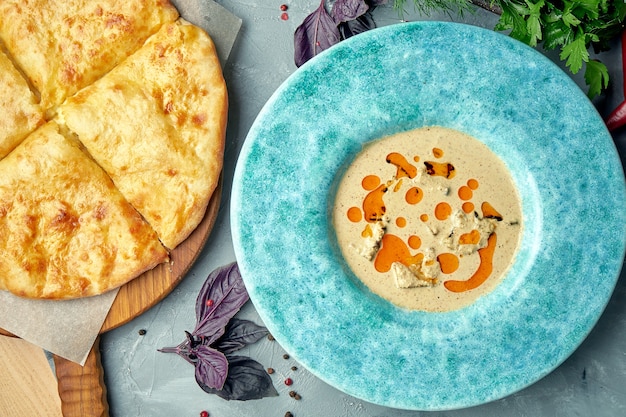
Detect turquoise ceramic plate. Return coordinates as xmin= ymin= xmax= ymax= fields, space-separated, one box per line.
xmin=231 ymin=22 xmax=626 ymax=410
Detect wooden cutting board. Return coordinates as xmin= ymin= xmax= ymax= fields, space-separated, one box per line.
xmin=0 ymin=336 xmax=63 ymax=417
xmin=1 ymin=180 xmax=222 ymax=417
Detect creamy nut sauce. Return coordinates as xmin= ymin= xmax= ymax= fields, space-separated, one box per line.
xmin=333 ymin=126 xmax=523 ymax=312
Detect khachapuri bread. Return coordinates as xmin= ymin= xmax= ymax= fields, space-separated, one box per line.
xmin=0 ymin=121 xmax=169 ymax=299
xmin=0 ymin=1 xmax=227 ymax=299
xmin=58 ymin=19 xmax=227 ymax=249
xmin=0 ymin=0 xmax=179 ymax=111
xmin=0 ymin=49 xmax=44 ymax=159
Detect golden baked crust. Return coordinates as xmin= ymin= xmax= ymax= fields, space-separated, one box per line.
xmin=0 ymin=2 xmax=226 ymax=299
xmin=0 ymin=49 xmax=44 ymax=159
xmin=59 ymin=19 xmax=227 ymax=249
xmin=0 ymin=121 xmax=169 ymax=299
xmin=0 ymin=0 xmax=179 ymax=111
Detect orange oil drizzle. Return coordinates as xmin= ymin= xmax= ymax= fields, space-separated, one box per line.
xmin=347 ymin=206 xmax=362 ymax=222
xmin=405 ymin=187 xmax=423 ymax=205
xmin=444 ymin=233 xmax=497 ymax=292
xmin=437 ymin=253 xmax=459 ymax=274
xmin=432 ymin=148 xmax=444 ymax=158
xmin=459 ymin=229 xmax=481 ymax=245
xmin=434 ymin=202 xmax=452 ymax=220
xmin=408 ymin=235 xmax=421 ymax=249
xmin=362 ymin=184 xmax=387 ymax=222
xmin=387 ymin=152 xmax=417 ymax=179
xmin=462 ymin=202 xmax=474 ymax=213
xmin=481 ymin=201 xmax=503 ymax=221
xmin=424 ymin=161 xmax=456 ymax=179
xmin=374 ymin=233 xmax=423 ymax=273
xmin=458 ymin=185 xmax=473 ymax=200
xmin=362 ymin=175 xmax=381 ymax=191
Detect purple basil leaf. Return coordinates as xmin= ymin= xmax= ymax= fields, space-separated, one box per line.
xmin=197 ymin=356 xmax=278 ymax=401
xmin=194 ymin=345 xmax=229 ymax=391
xmin=193 ymin=262 xmax=249 ymax=344
xmin=294 ymin=0 xmax=341 ymax=67
xmin=331 ymin=0 xmax=369 ymax=24
xmin=212 ymin=318 xmax=269 ymax=354
xmin=158 ymin=336 xmax=199 ymax=365
xmin=338 ymin=10 xmax=376 ymax=39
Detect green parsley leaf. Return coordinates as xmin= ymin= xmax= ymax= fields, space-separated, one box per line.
xmin=584 ymin=59 xmax=609 ymax=99
xmin=559 ymin=31 xmax=589 ymax=74
xmin=525 ymin=0 xmax=545 ymax=46
xmin=496 ymin=1 xmax=532 ymax=43
xmin=562 ymin=9 xmax=582 ymax=27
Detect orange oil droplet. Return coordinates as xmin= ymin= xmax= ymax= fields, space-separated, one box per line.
xmin=462 ymin=202 xmax=475 ymax=213
xmin=393 ymin=179 xmax=403 ymax=192
xmin=387 ymin=152 xmax=418 ymax=179
xmin=481 ymin=201 xmax=503 ymax=221
xmin=467 ymin=178 xmax=479 ymax=190
xmin=437 ymin=253 xmax=459 ymax=274
xmin=405 ymin=187 xmax=423 ymax=205
xmin=396 ymin=217 xmax=407 ymax=228
xmin=459 ymin=229 xmax=481 ymax=245
xmin=362 ymin=183 xmax=387 ymax=222
xmin=458 ymin=185 xmax=473 ymax=201
xmin=444 ymin=233 xmax=497 ymax=292
xmin=432 ymin=147 xmax=444 ymax=158
xmin=408 ymin=235 xmax=421 ymax=249
xmin=361 ymin=224 xmax=373 ymax=238
xmin=374 ymin=234 xmax=423 ymax=273
xmin=434 ymin=202 xmax=452 ymax=220
xmin=362 ymin=175 xmax=381 ymax=191
xmin=420 ymin=214 xmax=429 ymax=222
xmin=413 ymin=155 xmax=420 ymax=163
xmin=424 ymin=161 xmax=456 ymax=179
xmin=347 ymin=206 xmax=362 ymax=222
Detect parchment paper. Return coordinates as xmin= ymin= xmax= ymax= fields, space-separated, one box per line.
xmin=0 ymin=0 xmax=241 ymax=365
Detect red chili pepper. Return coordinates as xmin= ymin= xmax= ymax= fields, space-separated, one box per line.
xmin=606 ymin=100 xmax=626 ymax=131
xmin=606 ymin=29 xmax=626 ymax=132
xmin=622 ymin=28 xmax=626 ymax=98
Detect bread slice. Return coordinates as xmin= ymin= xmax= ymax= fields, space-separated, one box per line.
xmin=0 ymin=48 xmax=44 ymax=159
xmin=0 ymin=0 xmax=179 ymax=111
xmin=59 ymin=19 xmax=227 ymax=249
xmin=0 ymin=121 xmax=168 ymax=299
